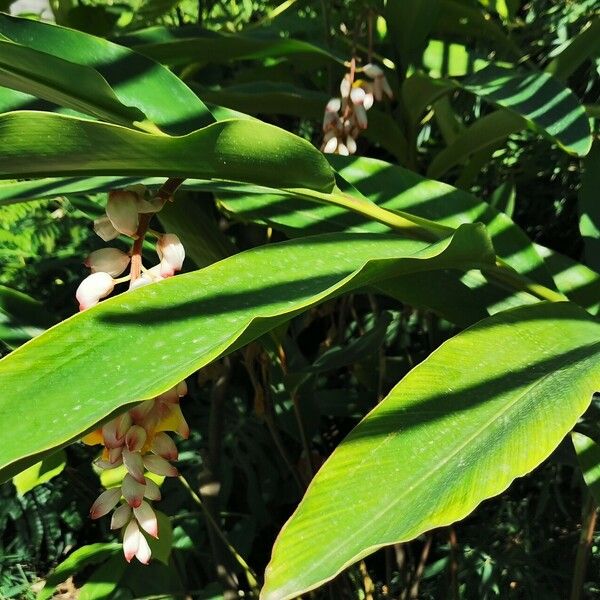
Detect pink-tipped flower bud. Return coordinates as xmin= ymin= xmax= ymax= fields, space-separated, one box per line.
xmin=122 ymin=473 xmax=145 ymax=508
xmin=133 ymin=501 xmax=159 ymax=538
xmin=76 ymin=272 xmax=115 ymax=311
xmin=111 ymin=503 xmax=132 ymax=529
xmin=93 ymin=216 xmax=119 ymax=242
xmin=123 ymin=519 xmax=151 ymax=564
xmin=85 ymin=248 xmax=130 ymax=277
xmin=143 ymin=454 xmax=178 ymax=477
xmin=151 ymin=432 xmax=178 ymax=461
xmin=122 ymin=448 xmax=146 ymax=484
xmin=90 ymin=488 xmax=121 ymax=519
xmin=143 ymin=477 xmax=162 ymax=501
xmin=126 ymin=425 xmax=147 ymax=453
xmin=106 ymin=190 xmax=140 ymax=238
xmin=156 ymin=234 xmax=185 ymax=277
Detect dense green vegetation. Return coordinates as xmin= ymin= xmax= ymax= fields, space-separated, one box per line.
xmin=0 ymin=0 xmax=598 ymax=598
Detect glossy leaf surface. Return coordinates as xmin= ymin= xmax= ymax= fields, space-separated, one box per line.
xmin=0 ymin=225 xmax=494 ymax=481
xmin=0 ymin=112 xmax=335 ymax=192
xmin=0 ymin=40 xmax=146 ymax=127
xmin=462 ymin=64 xmax=592 ymax=156
xmin=0 ymin=14 xmax=213 ymax=133
xmin=263 ymin=302 xmax=600 ymax=599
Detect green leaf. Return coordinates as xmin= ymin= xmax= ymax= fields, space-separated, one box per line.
xmin=433 ymin=0 xmax=522 ymax=59
xmin=262 ymin=302 xmax=600 ymax=600
xmin=0 ymin=284 xmax=53 ymax=348
xmin=37 ymin=543 xmax=120 ymax=600
xmin=385 ymin=0 xmax=440 ymax=72
xmin=461 ymin=64 xmax=592 ymax=156
xmin=579 ymin=142 xmax=600 ymax=273
xmin=147 ymin=510 xmax=173 ymax=565
xmin=194 ymin=82 xmax=409 ymax=164
xmin=124 ymin=27 xmax=343 ymax=67
xmin=535 ymin=244 xmax=600 ymax=316
xmin=573 ymin=432 xmax=600 ymax=505
xmin=0 ymin=224 xmax=495 ymax=481
xmin=0 ymin=39 xmax=148 ymax=128
xmin=0 ymin=14 xmax=213 ymax=134
xmin=12 ymin=450 xmax=66 ymax=496
xmin=218 ymin=154 xmax=554 ymax=323
xmin=546 ymin=18 xmax=600 ymax=82
xmin=0 ymin=112 xmax=335 ymax=193
xmin=427 ymin=110 xmax=524 ymax=179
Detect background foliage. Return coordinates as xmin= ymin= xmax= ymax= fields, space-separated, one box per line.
xmin=0 ymin=0 xmax=598 ymax=598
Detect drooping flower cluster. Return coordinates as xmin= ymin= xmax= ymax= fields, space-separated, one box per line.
xmin=84 ymin=382 xmax=189 ymax=564
xmin=321 ymin=62 xmax=393 ymax=156
xmin=76 ymin=186 xmax=185 ymax=311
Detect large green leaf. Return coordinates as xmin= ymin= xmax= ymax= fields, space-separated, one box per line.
xmin=0 ymin=224 xmax=495 ymax=481
xmin=427 ymin=110 xmax=523 ymax=179
xmin=262 ymin=301 xmax=600 ymax=599
xmin=0 ymin=284 xmax=53 ymax=348
xmin=0 ymin=40 xmax=148 ymax=128
xmin=578 ymin=142 xmax=600 ymax=273
xmin=0 ymin=112 xmax=334 ymax=192
xmin=461 ymin=64 xmax=592 ymax=156
xmin=121 ymin=26 xmax=343 ymax=67
xmin=546 ymin=17 xmax=600 ymax=82
xmin=194 ymin=82 xmax=409 ymax=164
xmin=385 ymin=0 xmax=440 ymax=72
xmin=432 ymin=0 xmax=522 ymax=58
xmin=0 ymin=14 xmax=213 ymax=134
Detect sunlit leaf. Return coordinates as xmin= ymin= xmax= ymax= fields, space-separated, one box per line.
xmin=263 ymin=302 xmax=600 ymax=599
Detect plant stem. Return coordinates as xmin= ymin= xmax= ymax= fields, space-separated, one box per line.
xmin=570 ymin=493 xmax=597 ymax=600
xmin=287 ymin=187 xmax=568 ymax=304
xmin=178 ymin=474 xmax=260 ymax=595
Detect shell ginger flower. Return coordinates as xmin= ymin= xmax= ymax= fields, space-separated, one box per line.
xmin=84 ymin=381 xmax=189 ymax=564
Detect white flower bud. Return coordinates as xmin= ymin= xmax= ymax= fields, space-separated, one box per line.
xmin=106 ymin=190 xmax=139 ymax=238
xmin=346 ymin=135 xmax=357 ymax=155
xmin=76 ymin=272 xmax=115 ymax=311
xmin=336 ymin=142 xmax=350 ymax=156
xmin=322 ymin=136 xmax=338 ymax=154
xmin=339 ymin=75 xmax=351 ymax=98
xmin=129 ymin=265 xmax=164 ymax=291
xmin=93 ymin=216 xmax=119 ymax=242
xmin=325 ymin=97 xmax=341 ymax=113
xmin=363 ymin=92 xmax=374 ymax=110
xmin=354 ymin=104 xmax=368 ymax=129
xmin=363 ymin=63 xmax=384 ymax=78
xmin=156 ymin=233 xmax=185 ymax=277
xmin=350 ymin=87 xmax=366 ymax=105
xmin=85 ymin=248 xmax=130 ymax=277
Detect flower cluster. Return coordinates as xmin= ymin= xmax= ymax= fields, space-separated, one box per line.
xmin=321 ymin=62 xmax=393 ymax=156
xmin=76 ymin=186 xmax=185 ymax=311
xmin=84 ymin=382 xmax=189 ymax=564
